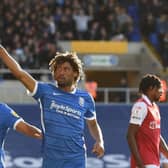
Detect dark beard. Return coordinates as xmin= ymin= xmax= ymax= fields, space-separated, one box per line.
xmin=57 ymin=81 xmax=72 ymax=88
xmin=57 ymin=83 xmax=67 ymax=88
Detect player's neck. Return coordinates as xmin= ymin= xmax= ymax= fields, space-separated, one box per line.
xmin=59 ymin=85 xmax=76 ymax=93
xmin=146 ymin=95 xmax=154 ymax=104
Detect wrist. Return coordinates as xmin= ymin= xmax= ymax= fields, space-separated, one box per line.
xmin=96 ymin=140 xmax=104 ymax=147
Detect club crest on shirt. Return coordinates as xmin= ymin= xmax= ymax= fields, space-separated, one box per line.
xmin=79 ymin=97 xmax=84 ymax=107
xmin=11 ymin=111 xmax=20 ymax=118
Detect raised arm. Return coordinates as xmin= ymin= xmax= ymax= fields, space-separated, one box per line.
xmin=15 ymin=120 xmax=42 ymax=139
xmin=86 ymin=119 xmax=104 ymax=158
xmin=0 ymin=45 xmax=36 ymax=92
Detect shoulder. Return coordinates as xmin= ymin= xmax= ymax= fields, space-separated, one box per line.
xmin=132 ymin=101 xmax=148 ymax=113
xmin=0 ymin=103 xmax=9 ymax=111
xmin=129 ymin=100 xmax=148 ymax=125
xmin=76 ymin=88 xmax=88 ymax=94
xmin=38 ymin=82 xmax=58 ymax=90
xmin=0 ymin=102 xmax=5 ymax=108
xmin=76 ymin=89 xmax=94 ymax=103
xmin=131 ymin=101 xmax=148 ymax=117
xmin=76 ymin=89 xmax=92 ymax=98
xmin=38 ymin=81 xmax=51 ymax=87
xmin=0 ymin=103 xmax=13 ymax=116
xmin=134 ymin=101 xmax=147 ymax=107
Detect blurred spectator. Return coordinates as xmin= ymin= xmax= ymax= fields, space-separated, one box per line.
xmin=161 ymin=33 xmax=168 ymax=68
xmin=13 ymin=42 xmax=27 ymax=67
xmin=85 ymin=20 xmax=100 ymax=40
xmin=118 ymin=76 xmax=128 ymax=102
xmin=85 ymin=80 xmax=98 ymax=100
xmin=73 ymin=8 xmax=92 ymax=39
xmin=159 ymin=79 xmax=167 ymax=102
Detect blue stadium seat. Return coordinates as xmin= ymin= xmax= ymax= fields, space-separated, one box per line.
xmin=149 ymin=32 xmax=160 ymax=51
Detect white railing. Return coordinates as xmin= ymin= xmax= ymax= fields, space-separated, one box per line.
xmin=0 ymin=81 xmax=36 ymax=104
xmin=0 ymin=81 xmax=138 ymax=104
xmin=1 ymin=84 xmax=167 ymax=104
xmin=1 ymin=79 xmax=167 ymax=104
xmin=96 ymin=87 xmax=138 ymax=104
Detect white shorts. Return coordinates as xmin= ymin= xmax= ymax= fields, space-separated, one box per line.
xmin=145 ymin=165 xmax=159 ymax=168
xmin=161 ymin=153 xmax=168 ymax=164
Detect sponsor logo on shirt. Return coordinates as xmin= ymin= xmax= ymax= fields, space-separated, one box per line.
xmin=50 ymin=100 xmax=81 ymax=119
xmin=149 ymin=121 xmax=160 ymax=129
xmin=132 ymin=116 xmax=141 ymax=120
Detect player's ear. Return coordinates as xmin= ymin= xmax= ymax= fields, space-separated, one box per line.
xmin=74 ymin=71 xmax=78 ymax=77
xmin=73 ymin=71 xmax=79 ymax=82
xmin=149 ymin=86 xmax=154 ymax=91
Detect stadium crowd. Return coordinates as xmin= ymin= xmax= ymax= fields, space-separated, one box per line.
xmin=0 ymin=0 xmax=167 ymax=69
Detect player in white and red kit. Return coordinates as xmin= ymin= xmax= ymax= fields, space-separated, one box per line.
xmin=127 ymin=74 xmax=168 ymax=168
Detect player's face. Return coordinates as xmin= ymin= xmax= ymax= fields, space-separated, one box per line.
xmin=151 ymin=86 xmax=163 ymax=102
xmin=54 ymin=62 xmax=78 ymax=88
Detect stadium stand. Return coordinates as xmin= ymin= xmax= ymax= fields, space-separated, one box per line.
xmin=0 ymin=0 xmax=167 ymax=70
xmin=0 ymin=1 xmax=168 ymax=167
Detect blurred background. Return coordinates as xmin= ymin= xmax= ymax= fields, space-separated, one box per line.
xmin=0 ymin=0 xmax=168 ymax=167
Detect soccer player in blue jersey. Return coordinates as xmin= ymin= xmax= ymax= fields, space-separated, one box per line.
xmin=0 ymin=103 xmax=42 ymax=168
xmin=0 ymin=45 xmax=104 ymax=168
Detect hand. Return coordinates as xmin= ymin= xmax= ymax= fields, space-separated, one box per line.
xmin=92 ymin=141 xmax=104 ymax=158
xmin=136 ymin=166 xmax=145 ymax=168
xmin=34 ymin=132 xmax=43 ymax=139
xmin=136 ymin=161 xmax=145 ymax=168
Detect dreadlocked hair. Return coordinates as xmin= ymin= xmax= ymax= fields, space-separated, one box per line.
xmin=139 ymin=74 xmax=161 ymax=94
xmin=49 ymin=51 xmax=84 ymax=82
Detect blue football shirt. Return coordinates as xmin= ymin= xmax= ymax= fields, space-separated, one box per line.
xmin=0 ymin=103 xmax=22 ymax=167
xmin=29 ymin=82 xmax=96 ymax=160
